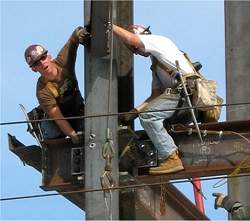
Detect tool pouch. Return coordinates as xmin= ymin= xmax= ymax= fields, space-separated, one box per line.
xmin=183 ymin=52 xmax=223 ymax=123
xmin=191 ymin=79 xmax=223 ymax=122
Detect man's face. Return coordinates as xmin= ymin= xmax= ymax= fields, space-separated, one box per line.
xmin=31 ymin=54 xmax=54 ymax=77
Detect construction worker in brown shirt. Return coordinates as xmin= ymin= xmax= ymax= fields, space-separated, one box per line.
xmin=24 ymin=26 xmax=90 ymax=143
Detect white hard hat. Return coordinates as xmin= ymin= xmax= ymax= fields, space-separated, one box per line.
xmin=129 ymin=25 xmax=151 ymax=35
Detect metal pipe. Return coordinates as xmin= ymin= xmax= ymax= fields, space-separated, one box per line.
xmin=192 ymin=177 xmax=205 ymax=213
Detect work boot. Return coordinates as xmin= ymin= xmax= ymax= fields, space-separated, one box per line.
xmin=149 ymin=151 xmax=184 ymax=175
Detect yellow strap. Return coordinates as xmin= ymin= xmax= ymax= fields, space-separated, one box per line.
xmin=182 ymin=52 xmax=205 ymax=80
xmin=46 ymin=81 xmax=59 ymax=98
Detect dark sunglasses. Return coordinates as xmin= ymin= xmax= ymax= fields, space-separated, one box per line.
xmin=32 ymin=54 xmax=47 ymax=67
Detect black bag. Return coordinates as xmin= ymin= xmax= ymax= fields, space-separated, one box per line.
xmin=27 ymin=106 xmax=45 ymax=139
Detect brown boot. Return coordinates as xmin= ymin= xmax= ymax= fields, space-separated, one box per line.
xmin=149 ymin=151 xmax=184 ymax=175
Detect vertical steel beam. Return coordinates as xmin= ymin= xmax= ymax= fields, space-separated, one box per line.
xmin=115 ymin=1 xmax=134 ymax=115
xmin=113 ymin=1 xmax=135 ymax=219
xmin=84 ymin=1 xmax=119 ymax=219
xmin=225 ymin=0 xmax=250 ymax=214
xmin=225 ymin=1 xmax=250 ymax=119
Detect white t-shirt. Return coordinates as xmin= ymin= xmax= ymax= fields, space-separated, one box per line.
xmin=138 ymin=34 xmax=194 ymax=90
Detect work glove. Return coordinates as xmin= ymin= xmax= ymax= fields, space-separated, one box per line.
xmin=70 ymin=130 xmax=80 ymax=144
xmin=119 ymin=108 xmax=139 ymax=126
xmin=212 ymin=193 xmax=237 ymax=212
xmin=74 ymin=26 xmax=91 ymax=46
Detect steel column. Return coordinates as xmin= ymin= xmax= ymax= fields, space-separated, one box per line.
xmin=84 ymin=1 xmax=119 ymax=219
xmin=225 ymin=1 xmax=250 ymax=213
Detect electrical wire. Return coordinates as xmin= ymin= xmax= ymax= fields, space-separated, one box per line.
xmin=1 ymin=173 xmax=250 ymax=202
xmin=1 ymin=99 xmax=249 ymax=203
xmin=1 ymin=101 xmax=250 ymax=126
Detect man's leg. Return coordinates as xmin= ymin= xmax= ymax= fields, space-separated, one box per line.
xmin=40 ymin=119 xmax=64 ymax=139
xmin=139 ymin=92 xmax=184 ymax=174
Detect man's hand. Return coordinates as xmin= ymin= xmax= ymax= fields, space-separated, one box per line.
xmin=212 ymin=193 xmax=237 ymax=212
xmin=119 ymin=108 xmax=139 ymax=126
xmin=74 ymin=26 xmax=91 ymax=46
xmin=70 ymin=130 xmax=80 ymax=144
xmin=213 ymin=193 xmax=226 ymax=210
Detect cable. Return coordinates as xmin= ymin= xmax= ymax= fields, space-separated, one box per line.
xmin=1 ymin=173 xmax=250 ymax=202
xmin=106 ymin=3 xmax=114 ymax=128
xmin=1 ymin=101 xmax=250 ymax=126
xmin=103 ymin=4 xmax=115 ymax=219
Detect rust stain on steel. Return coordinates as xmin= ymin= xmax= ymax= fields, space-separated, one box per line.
xmin=41 ymin=137 xmax=84 ymax=188
xmin=135 ymin=183 xmax=209 ymax=220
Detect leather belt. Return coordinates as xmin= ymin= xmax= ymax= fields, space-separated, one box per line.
xmin=165 ymin=88 xmax=180 ymax=95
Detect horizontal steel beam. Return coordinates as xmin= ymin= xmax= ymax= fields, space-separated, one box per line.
xmin=119 ymin=120 xmax=250 ymax=180
xmin=8 ymin=119 xmax=250 ymax=214
xmin=8 ymin=134 xmax=41 ymax=171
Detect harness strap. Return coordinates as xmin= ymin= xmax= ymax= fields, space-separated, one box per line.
xmin=151 ymin=55 xmax=202 ymax=82
xmin=46 ymin=81 xmax=59 ymax=98
xmin=151 ymin=57 xmax=174 ymax=76
xmin=182 ymin=52 xmax=204 ymax=80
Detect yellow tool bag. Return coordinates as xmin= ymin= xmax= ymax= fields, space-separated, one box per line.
xmin=183 ymin=53 xmax=223 ymax=123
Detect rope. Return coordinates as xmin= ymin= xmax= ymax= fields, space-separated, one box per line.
xmin=1 ymin=173 xmax=250 ymax=202
xmin=213 ymin=155 xmax=250 ymax=188
xmin=172 ymin=125 xmax=250 ymax=189
xmin=171 ymin=125 xmax=250 ymax=191
xmin=1 ymin=101 xmax=250 ymax=126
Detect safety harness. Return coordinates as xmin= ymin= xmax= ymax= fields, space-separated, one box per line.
xmin=150 ymin=53 xmax=208 ymax=127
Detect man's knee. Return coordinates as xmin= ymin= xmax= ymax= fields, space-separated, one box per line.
xmin=139 ymin=111 xmax=153 ymax=121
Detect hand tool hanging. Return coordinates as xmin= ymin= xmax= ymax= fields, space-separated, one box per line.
xmin=175 ymin=60 xmax=206 ymax=213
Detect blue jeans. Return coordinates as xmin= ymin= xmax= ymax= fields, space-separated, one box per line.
xmin=139 ymin=90 xmax=180 ymax=161
xmin=41 ymin=120 xmax=64 ymax=139
xmin=41 ymin=118 xmax=84 ymax=139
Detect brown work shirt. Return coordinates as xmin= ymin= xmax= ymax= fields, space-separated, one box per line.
xmin=36 ymin=33 xmax=83 ymax=118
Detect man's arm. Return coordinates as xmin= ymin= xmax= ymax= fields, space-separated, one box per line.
xmin=135 ymin=88 xmax=162 ymax=112
xmin=113 ymin=25 xmax=145 ymax=52
xmin=232 ymin=205 xmax=250 ymax=220
xmin=118 ymin=88 xmax=162 ymax=125
xmin=48 ymin=105 xmax=79 ymax=143
xmin=55 ymin=26 xmax=90 ymax=71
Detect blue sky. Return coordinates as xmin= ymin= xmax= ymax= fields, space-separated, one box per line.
xmin=1 ymin=1 xmax=227 ymax=220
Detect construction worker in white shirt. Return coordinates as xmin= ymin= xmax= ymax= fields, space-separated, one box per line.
xmin=113 ymin=24 xmax=195 ymax=175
